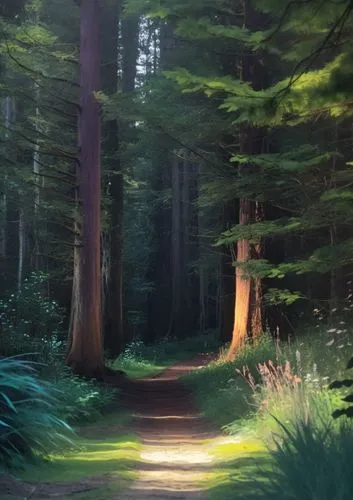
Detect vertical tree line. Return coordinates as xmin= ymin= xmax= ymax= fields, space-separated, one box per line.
xmin=1 ymin=0 xmax=353 ymax=372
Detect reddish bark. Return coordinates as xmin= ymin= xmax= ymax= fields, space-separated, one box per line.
xmin=67 ymin=0 xmax=104 ymax=378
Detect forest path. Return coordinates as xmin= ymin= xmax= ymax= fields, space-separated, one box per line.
xmin=118 ymin=355 xmax=220 ymax=499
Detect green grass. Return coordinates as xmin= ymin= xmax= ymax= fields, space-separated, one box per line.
xmin=18 ymin=410 xmax=141 ymax=497
xmin=184 ymin=336 xmax=276 ymax=428
xmin=205 ymin=439 xmax=270 ymax=500
xmin=112 ymin=332 xmax=219 ymax=378
xmin=185 ymin=329 xmax=353 ymax=433
xmin=263 ymin=418 xmax=353 ymax=500
xmin=184 ymin=326 xmax=353 ymax=499
xmin=112 ymin=357 xmax=167 ymax=379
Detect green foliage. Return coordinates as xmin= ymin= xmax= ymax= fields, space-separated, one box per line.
xmin=184 ymin=335 xmax=276 ymax=427
xmin=0 ymin=357 xmax=73 ymax=470
xmin=265 ymin=420 xmax=353 ymax=500
xmin=186 ymin=325 xmax=353 ymax=433
xmin=113 ymin=333 xmax=220 ymax=378
xmin=0 ymin=272 xmax=65 ymax=362
xmin=330 ymin=356 xmax=353 ymax=419
xmin=54 ymin=369 xmax=116 ymax=423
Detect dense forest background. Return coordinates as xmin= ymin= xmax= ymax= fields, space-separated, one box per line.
xmin=2 ymin=1 xmax=353 ymax=497
xmin=1 ymin=0 xmax=353 ymax=372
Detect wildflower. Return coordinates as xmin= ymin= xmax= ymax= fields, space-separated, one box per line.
xmin=326 ymin=339 xmax=335 ymax=346
xmin=327 ymin=328 xmax=336 ymax=333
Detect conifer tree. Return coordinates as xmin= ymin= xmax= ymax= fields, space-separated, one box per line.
xmin=68 ymin=0 xmax=104 ymax=377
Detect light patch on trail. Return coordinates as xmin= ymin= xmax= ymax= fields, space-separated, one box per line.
xmin=141 ymin=444 xmax=213 ymax=464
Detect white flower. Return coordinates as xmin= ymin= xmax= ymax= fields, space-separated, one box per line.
xmin=326 ymin=339 xmax=335 ymax=346
xmin=338 ymin=345 xmax=345 ymax=349
xmin=340 ymin=321 xmax=346 ymax=325
xmin=327 ymin=328 xmax=336 ymax=333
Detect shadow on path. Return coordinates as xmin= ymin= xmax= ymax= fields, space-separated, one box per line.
xmin=117 ymin=354 xmax=219 ymax=499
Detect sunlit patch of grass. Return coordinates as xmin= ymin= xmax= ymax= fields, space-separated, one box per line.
xmin=18 ymin=411 xmax=141 ymax=496
xmin=20 ymin=434 xmax=141 ymax=483
xmin=204 ymin=438 xmax=271 ymax=500
xmin=112 ymin=357 xmax=167 ymax=379
xmin=209 ymin=439 xmax=265 ymax=460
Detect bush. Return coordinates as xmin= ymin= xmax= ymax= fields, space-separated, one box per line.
xmin=0 ymin=357 xmax=73 ymax=470
xmin=0 ymin=272 xmax=65 ymax=363
xmin=54 ymin=368 xmax=117 ymax=423
xmin=266 ymin=418 xmax=353 ymax=500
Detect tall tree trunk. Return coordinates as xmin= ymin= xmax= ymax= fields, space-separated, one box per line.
xmin=219 ymin=200 xmax=236 ymax=343
xmin=227 ymin=1 xmax=266 ymax=359
xmin=101 ymin=0 xmax=122 ymax=355
xmin=67 ymin=0 xmax=104 ymax=378
xmin=104 ymin=8 xmax=139 ymax=354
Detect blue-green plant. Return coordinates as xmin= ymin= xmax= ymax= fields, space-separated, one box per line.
xmin=0 ymin=357 xmax=73 ymax=470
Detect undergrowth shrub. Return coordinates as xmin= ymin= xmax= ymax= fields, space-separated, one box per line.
xmin=266 ymin=418 xmax=353 ymax=500
xmin=186 ymin=330 xmax=352 ymax=433
xmin=0 ymin=357 xmax=73 ymax=470
xmin=0 ymin=272 xmax=65 ymax=363
xmin=55 ymin=369 xmax=117 ymax=423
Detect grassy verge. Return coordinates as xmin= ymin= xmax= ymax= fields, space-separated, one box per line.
xmin=18 ymin=410 xmax=141 ymax=498
xmin=205 ymin=439 xmax=269 ymax=500
xmin=185 ymin=330 xmax=351 ymax=437
xmin=185 ymin=326 xmax=353 ymax=499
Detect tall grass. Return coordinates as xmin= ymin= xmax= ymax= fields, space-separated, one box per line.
xmin=0 ymin=357 xmax=73 ymax=470
xmin=265 ymin=419 xmax=353 ymax=500
xmin=185 ymin=329 xmax=352 ymax=436
xmin=186 ymin=327 xmax=353 ymax=499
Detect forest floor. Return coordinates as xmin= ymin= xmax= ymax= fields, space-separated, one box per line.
xmin=0 ymin=355 xmax=265 ymax=499
xmin=117 ymin=354 xmax=266 ymax=499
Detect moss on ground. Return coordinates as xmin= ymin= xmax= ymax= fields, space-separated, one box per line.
xmin=18 ymin=411 xmax=141 ymax=498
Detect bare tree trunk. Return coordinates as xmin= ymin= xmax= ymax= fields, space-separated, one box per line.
xmin=67 ymin=0 xmax=104 ymax=378
xmin=101 ymin=0 xmax=123 ymax=355
xmin=227 ymin=199 xmax=252 ymax=357
xmin=227 ymin=0 xmax=266 ymax=359
xmin=250 ymin=201 xmax=264 ymax=339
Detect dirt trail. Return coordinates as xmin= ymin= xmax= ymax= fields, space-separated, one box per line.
xmin=118 ymin=355 xmax=218 ymax=499
xmin=0 ymin=355 xmax=220 ymax=500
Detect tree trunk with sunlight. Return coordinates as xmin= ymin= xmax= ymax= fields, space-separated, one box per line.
xmin=227 ymin=1 xmax=266 ymax=360
xmin=67 ymin=0 xmax=104 ymax=378
xmin=227 ymin=198 xmax=264 ymax=359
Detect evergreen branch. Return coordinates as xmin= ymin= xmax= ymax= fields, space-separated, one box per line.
xmin=278 ymin=2 xmax=353 ymax=97
xmin=263 ymin=0 xmax=314 ymax=42
xmin=4 ymin=39 xmax=79 ymax=88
